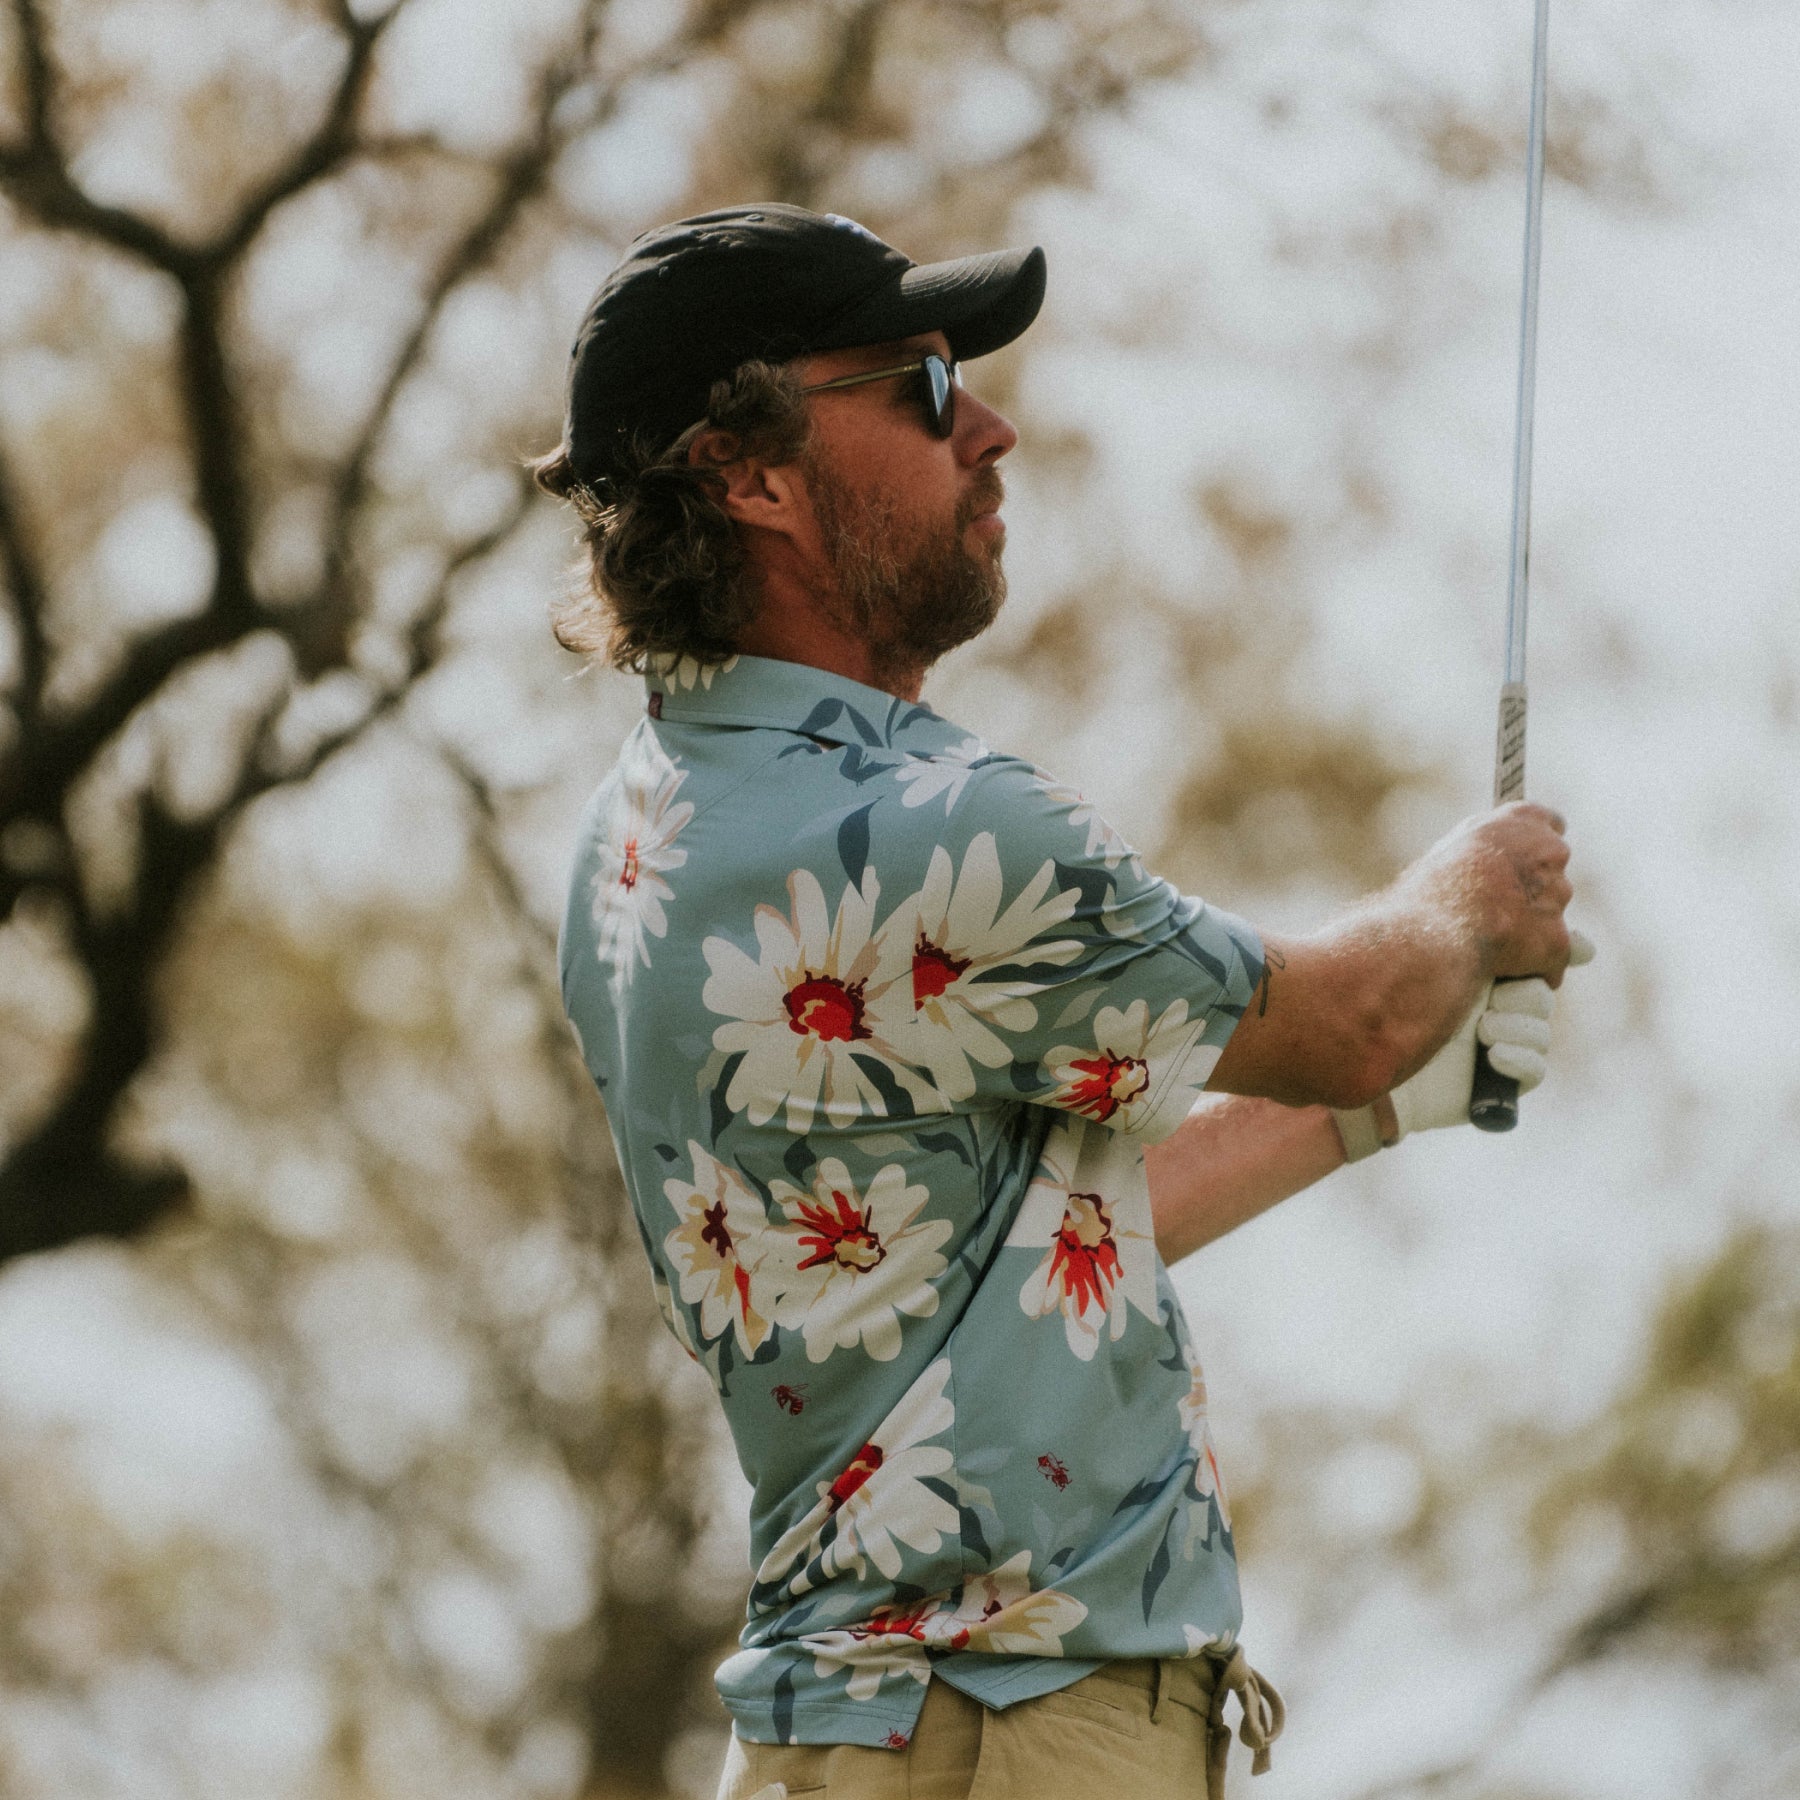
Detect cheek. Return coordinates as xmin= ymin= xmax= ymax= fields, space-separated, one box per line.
xmin=819 ymin=416 xmax=957 ymax=518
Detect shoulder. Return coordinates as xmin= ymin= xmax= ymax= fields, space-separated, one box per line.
xmin=946 ymin=754 xmax=1149 ymax=885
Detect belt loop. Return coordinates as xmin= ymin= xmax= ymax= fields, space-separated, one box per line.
xmin=1150 ymin=1657 xmax=1166 ymax=1726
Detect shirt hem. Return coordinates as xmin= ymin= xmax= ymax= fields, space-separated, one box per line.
xmin=725 ymin=1694 xmax=926 ymax=1748
xmin=931 ymin=1652 xmax=1107 ymax=1709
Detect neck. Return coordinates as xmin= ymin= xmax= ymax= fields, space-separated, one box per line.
xmin=734 ymin=569 xmax=925 ymax=703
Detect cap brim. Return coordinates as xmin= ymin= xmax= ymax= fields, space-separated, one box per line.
xmin=809 ymin=244 xmax=1046 ymax=362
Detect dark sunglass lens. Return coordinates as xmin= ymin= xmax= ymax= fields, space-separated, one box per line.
xmin=925 ymin=356 xmax=954 ymax=436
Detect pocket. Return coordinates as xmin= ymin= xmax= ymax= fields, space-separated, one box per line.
xmin=719 ymin=1737 xmax=828 ymax=1800
xmin=1019 ymin=1683 xmax=1141 ymax=1742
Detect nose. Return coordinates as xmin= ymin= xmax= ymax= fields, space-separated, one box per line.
xmin=954 ymin=385 xmax=1018 ymax=466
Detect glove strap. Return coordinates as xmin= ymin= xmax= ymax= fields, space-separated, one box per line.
xmin=1332 ymin=1096 xmax=1402 ymax=1163
xmin=1332 ymin=1106 xmax=1382 ymax=1162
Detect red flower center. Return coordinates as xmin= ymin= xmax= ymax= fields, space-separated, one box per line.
xmin=828 ymin=1441 xmax=884 ymax=1511
xmin=795 ymin=1189 xmax=886 ymax=1274
xmin=1049 ymin=1191 xmax=1123 ymax=1315
xmin=911 ymin=934 xmax=972 ymax=1008
xmin=859 ymin=1599 xmax=935 ymax=1642
xmin=1065 ymin=1052 xmax=1150 ymax=1122
xmin=700 ymin=1199 xmax=733 ymax=1259
xmin=619 ymin=837 xmax=640 ymax=892
xmin=784 ymin=973 xmax=871 ymax=1042
xmin=700 ymin=1200 xmax=755 ymax=1320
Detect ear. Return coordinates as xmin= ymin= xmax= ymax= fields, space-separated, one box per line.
xmin=687 ymin=427 xmax=803 ymax=534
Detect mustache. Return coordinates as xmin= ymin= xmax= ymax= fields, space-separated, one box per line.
xmin=956 ymin=469 xmax=1005 ymax=529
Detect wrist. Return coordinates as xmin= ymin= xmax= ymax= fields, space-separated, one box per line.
xmin=1331 ymin=1093 xmax=1402 ymax=1163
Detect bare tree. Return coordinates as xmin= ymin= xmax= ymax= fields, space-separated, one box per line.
xmin=0 ymin=4 xmax=1221 ymax=1793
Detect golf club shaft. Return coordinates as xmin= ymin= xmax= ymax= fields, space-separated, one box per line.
xmin=1470 ymin=0 xmax=1550 ymax=1131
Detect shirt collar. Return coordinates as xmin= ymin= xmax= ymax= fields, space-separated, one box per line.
xmin=645 ymin=653 xmax=976 ymax=756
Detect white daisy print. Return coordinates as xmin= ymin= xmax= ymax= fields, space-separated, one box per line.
xmin=1007 ymin=1122 xmax=1160 ymax=1360
xmin=871 ymin=834 xmax=1081 ymax=1102
xmin=939 ymin=1550 xmax=1089 ymax=1655
xmin=589 ymin=741 xmax=693 ymax=975
xmin=755 ymin=1359 xmax=960 ymax=1590
xmin=1030 ymin=769 xmax=1145 ymax=877
xmin=646 ymin=650 xmax=738 ymax=691
xmin=765 ymin=1161 xmax=952 ymax=1363
xmin=1183 ymin=1623 xmax=1233 ymax=1658
xmin=893 ymin=735 xmax=990 ymax=813
xmin=663 ymin=1143 xmax=778 ymax=1357
xmin=701 ymin=869 xmax=942 ymax=1133
xmin=1178 ymin=1360 xmax=1228 ymax=1520
xmin=806 ymin=1624 xmax=931 ymax=1702
xmin=1046 ymin=997 xmax=1211 ymax=1133
xmin=807 ymin=1549 xmax=1086 ymax=1698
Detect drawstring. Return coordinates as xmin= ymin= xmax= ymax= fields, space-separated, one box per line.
xmin=1204 ymin=1646 xmax=1286 ymax=1800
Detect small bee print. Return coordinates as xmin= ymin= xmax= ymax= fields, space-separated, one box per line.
xmin=771 ymin=1383 xmax=809 ymax=1415
xmin=1037 ymin=1453 xmax=1071 ymax=1490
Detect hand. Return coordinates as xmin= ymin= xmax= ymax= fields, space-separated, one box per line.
xmin=1405 ymin=802 xmax=1576 ymax=986
xmin=1388 ymin=930 xmax=1595 ymax=1138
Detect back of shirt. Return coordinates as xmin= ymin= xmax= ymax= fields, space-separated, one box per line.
xmin=560 ymin=656 xmax=1263 ymax=1750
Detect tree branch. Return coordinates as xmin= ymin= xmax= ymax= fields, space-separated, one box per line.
xmin=1 ymin=0 xmax=610 ymax=880
xmin=0 ymin=0 xmax=401 ymax=866
xmin=12 ymin=0 xmax=51 ymax=146
xmin=0 ymin=0 xmax=196 ymax=277
xmin=320 ymin=19 xmax=601 ymax=575
xmin=0 ymin=608 xmax=252 ymax=854
xmin=207 ymin=0 xmax=411 ymax=265
xmin=0 ymin=432 xmax=48 ymax=728
xmin=0 ymin=479 xmax=534 ymax=1258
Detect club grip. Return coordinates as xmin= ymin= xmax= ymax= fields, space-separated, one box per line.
xmin=1469 ymin=1040 xmax=1519 ymax=1131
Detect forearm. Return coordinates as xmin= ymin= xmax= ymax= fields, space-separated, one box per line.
xmin=1206 ymin=802 xmax=1575 ymax=1109
xmin=1208 ymin=911 xmax=1487 ymax=1110
xmin=1299 ymin=896 xmax=1489 ymax=1097
xmin=1146 ymin=1093 xmax=1346 ymax=1265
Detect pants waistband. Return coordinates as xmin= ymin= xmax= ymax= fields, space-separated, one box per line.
xmin=1085 ymin=1647 xmax=1285 ymax=1800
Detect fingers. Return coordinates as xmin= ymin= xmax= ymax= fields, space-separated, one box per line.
xmin=1481 ymin=978 xmax=1551 ymax=1092
xmin=1479 ymin=1008 xmax=1551 ymax=1055
xmin=1495 ymin=799 xmax=1569 ymax=844
xmin=1538 ymin=923 xmax=1595 ymax=989
xmin=1479 ymin=940 xmax=1589 ymax=1094
xmin=1485 ymin=1041 xmax=1547 ymax=1092
xmin=1486 ymin=976 xmax=1553 ymax=1019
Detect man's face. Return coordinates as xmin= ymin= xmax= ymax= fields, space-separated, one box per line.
xmin=791 ymin=331 xmax=1018 ymax=682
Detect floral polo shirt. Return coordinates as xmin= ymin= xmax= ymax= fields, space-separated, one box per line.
xmin=558 ymin=653 xmax=1265 ymax=1750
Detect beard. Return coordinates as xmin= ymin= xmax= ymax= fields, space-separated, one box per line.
xmin=804 ymin=454 xmax=1007 ymax=686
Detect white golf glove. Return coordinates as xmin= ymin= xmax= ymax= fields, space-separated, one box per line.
xmin=1335 ymin=931 xmax=1594 ymax=1157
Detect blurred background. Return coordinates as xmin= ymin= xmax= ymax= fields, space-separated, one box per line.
xmin=1 ymin=0 xmax=1797 ymax=1796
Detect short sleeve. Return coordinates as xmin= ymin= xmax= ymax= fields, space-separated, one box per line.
xmin=937 ymin=759 xmax=1264 ymax=1144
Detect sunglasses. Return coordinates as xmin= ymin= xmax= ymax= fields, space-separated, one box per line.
xmin=799 ymin=352 xmax=961 ymax=438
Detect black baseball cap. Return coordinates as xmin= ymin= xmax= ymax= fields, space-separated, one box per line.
xmin=563 ymin=204 xmax=1046 ymax=491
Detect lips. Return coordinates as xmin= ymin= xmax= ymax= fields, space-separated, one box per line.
xmin=961 ymin=472 xmax=1005 ymax=531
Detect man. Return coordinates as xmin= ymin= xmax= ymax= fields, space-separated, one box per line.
xmin=541 ymin=205 xmax=1583 ymax=1800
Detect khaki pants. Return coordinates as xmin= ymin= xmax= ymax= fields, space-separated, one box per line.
xmin=714 ymin=1650 xmax=1283 ymax=1800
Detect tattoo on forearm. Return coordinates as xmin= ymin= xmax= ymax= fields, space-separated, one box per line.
xmin=1256 ymin=946 xmax=1287 ymax=1017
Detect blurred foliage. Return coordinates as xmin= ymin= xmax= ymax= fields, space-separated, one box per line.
xmin=1529 ymin=1223 xmax=1800 ymax=1675
xmin=1216 ymin=1221 xmax=1800 ymax=1800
